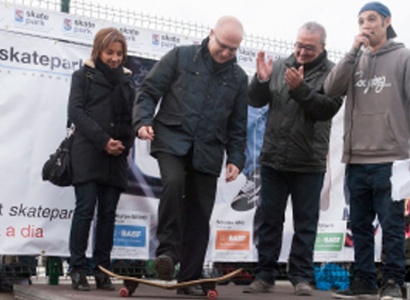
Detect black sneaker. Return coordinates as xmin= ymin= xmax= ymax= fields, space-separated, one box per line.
xmin=95 ymin=272 xmax=115 ymax=291
xmin=379 ymin=279 xmax=402 ymax=300
xmin=153 ymin=254 xmax=174 ymax=281
xmin=70 ymin=270 xmax=91 ymax=291
xmin=332 ymin=277 xmax=378 ymax=299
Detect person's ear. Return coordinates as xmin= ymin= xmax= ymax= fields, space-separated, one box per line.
xmin=384 ymin=16 xmax=392 ymax=28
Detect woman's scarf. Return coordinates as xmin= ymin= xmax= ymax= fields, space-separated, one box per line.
xmin=96 ymin=59 xmax=133 ymax=149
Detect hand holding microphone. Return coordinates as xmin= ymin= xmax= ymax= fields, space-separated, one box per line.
xmin=354 ymin=32 xmax=371 ymax=50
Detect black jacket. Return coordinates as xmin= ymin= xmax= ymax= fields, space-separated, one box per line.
xmin=249 ymin=51 xmax=343 ymax=172
xmin=68 ymin=60 xmax=136 ymax=190
xmin=133 ymin=38 xmax=248 ymax=176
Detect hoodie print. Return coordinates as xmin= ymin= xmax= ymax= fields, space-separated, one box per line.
xmin=355 ymin=70 xmax=392 ymax=94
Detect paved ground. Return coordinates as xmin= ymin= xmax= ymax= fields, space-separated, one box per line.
xmin=8 ymin=278 xmax=338 ymax=300
xmin=1 ymin=263 xmax=337 ymax=299
xmin=0 ymin=293 xmax=14 ymax=300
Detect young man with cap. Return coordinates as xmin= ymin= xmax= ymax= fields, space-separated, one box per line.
xmin=324 ymin=2 xmax=410 ymax=299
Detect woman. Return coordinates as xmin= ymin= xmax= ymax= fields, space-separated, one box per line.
xmin=67 ymin=28 xmax=135 ymax=291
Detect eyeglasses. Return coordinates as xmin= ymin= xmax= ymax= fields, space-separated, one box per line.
xmin=214 ymin=35 xmax=238 ymax=53
xmin=294 ymin=42 xmax=317 ymax=52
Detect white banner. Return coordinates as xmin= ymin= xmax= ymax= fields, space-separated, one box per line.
xmin=0 ymin=2 xmax=279 ymax=75
xmin=0 ymin=30 xmax=89 ymax=256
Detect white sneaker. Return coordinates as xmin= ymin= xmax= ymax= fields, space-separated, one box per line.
xmin=294 ymin=282 xmax=312 ymax=296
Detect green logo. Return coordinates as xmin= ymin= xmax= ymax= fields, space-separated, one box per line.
xmin=314 ymin=232 xmax=344 ymax=251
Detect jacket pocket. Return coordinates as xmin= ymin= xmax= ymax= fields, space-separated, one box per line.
xmin=179 ymin=67 xmax=205 ymax=94
xmin=155 ymin=112 xmax=183 ymax=126
xmin=350 ymin=113 xmax=397 ymax=152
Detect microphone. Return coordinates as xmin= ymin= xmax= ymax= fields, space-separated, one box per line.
xmin=360 ymin=33 xmax=370 ymax=48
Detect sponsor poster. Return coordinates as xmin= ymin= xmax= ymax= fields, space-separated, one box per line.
xmin=314 ymin=221 xmax=347 ymax=262
xmin=112 ymin=210 xmax=150 ymax=259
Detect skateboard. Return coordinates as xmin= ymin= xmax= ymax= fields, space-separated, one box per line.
xmin=98 ymin=265 xmax=243 ymax=299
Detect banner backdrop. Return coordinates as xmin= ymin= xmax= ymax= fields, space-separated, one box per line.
xmin=0 ymin=2 xmax=276 ymax=75
xmin=0 ymin=30 xmax=90 ymax=256
xmin=0 ymin=2 xmax=383 ymax=262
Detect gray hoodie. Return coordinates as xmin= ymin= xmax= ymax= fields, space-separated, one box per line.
xmin=324 ymin=40 xmax=410 ymax=164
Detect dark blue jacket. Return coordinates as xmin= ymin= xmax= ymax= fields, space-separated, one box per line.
xmin=133 ymin=38 xmax=248 ymax=176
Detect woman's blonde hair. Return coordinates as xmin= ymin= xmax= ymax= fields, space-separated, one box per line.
xmin=91 ymin=27 xmax=128 ymax=63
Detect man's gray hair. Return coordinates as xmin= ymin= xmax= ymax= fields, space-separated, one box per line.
xmin=299 ymin=21 xmax=327 ymax=45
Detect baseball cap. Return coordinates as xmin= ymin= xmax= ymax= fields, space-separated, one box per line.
xmin=358 ymin=2 xmax=397 ymax=39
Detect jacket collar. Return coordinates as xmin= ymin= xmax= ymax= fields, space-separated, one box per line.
xmin=285 ymin=50 xmax=327 ymax=72
xmin=84 ymin=59 xmax=132 ymax=75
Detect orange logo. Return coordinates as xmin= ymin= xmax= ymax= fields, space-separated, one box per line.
xmin=215 ymin=230 xmax=250 ymax=250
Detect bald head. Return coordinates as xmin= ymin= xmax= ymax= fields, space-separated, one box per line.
xmin=214 ymin=15 xmax=244 ymax=40
xmin=209 ymin=16 xmax=244 ymax=64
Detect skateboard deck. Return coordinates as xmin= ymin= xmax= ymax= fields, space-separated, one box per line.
xmin=99 ymin=265 xmax=242 ymax=289
xmin=98 ymin=265 xmax=243 ymax=298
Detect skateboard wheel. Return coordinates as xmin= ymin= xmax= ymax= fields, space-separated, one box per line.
xmin=207 ymin=289 xmax=218 ymax=299
xmin=119 ymin=287 xmax=129 ymax=297
xmin=123 ymin=280 xmax=138 ymax=295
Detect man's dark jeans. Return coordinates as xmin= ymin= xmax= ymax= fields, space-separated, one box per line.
xmin=347 ymin=163 xmax=405 ymax=288
xmin=255 ymin=166 xmax=324 ymax=285
xmin=69 ymin=182 xmax=121 ymax=272
xmin=155 ymin=152 xmax=217 ymax=282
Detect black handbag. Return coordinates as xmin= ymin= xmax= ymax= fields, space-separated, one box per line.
xmin=42 ymin=69 xmax=93 ymax=187
xmin=42 ymin=128 xmax=74 ymax=187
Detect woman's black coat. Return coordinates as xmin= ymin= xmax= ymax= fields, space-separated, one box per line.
xmin=68 ymin=60 xmax=135 ymax=190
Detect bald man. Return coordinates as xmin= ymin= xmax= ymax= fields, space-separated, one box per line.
xmin=133 ymin=16 xmax=248 ymax=295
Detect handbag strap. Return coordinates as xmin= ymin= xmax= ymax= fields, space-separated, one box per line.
xmin=66 ymin=69 xmax=93 ymax=128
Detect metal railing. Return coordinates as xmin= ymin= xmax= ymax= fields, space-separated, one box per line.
xmin=2 ymin=0 xmax=345 ymax=61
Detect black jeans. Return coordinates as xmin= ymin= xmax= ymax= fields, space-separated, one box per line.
xmin=69 ymin=182 xmax=121 ymax=272
xmin=155 ymin=152 xmax=217 ymax=282
xmin=255 ymin=166 xmax=324 ymax=285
